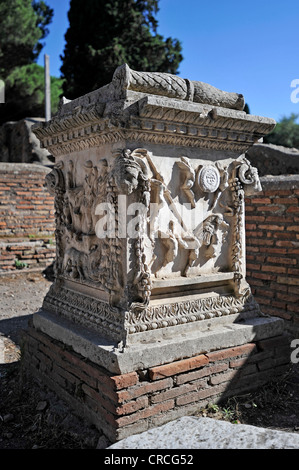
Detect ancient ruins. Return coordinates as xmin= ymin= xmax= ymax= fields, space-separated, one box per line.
xmin=24 ymin=65 xmax=290 ymax=442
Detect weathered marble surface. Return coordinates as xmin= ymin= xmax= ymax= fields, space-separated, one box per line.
xmin=32 ymin=65 xmax=276 ymax=360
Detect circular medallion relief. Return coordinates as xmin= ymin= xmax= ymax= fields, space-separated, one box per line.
xmin=198 ymin=165 xmax=220 ymax=193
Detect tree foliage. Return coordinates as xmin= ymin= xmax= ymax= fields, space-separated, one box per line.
xmin=3 ymin=64 xmax=64 ymax=123
xmin=264 ymin=113 xmax=299 ymax=149
xmin=61 ymin=0 xmax=183 ymax=99
xmin=0 ymin=0 xmax=53 ymax=78
xmin=0 ymin=0 xmax=63 ymax=125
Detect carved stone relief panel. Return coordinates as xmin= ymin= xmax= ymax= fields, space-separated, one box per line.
xmin=44 ymin=143 xmax=262 ymax=339
xmin=117 ymin=148 xmax=260 ymax=298
xmin=45 ymin=154 xmax=123 ymax=308
xmin=125 ymin=149 xmax=232 ymax=281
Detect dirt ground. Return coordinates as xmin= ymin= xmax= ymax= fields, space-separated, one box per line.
xmin=1 ymin=269 xmax=299 ymax=449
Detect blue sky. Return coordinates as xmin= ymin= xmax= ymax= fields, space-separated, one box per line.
xmin=37 ymin=0 xmax=299 ymax=123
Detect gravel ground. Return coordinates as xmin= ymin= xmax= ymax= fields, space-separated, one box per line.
xmin=0 ymin=269 xmax=105 ymax=449
xmin=1 ymin=269 xmax=299 ymax=449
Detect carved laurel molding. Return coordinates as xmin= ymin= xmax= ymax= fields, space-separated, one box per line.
xmin=42 ymin=128 xmax=257 ymax=157
xmin=33 ymin=109 xmax=103 ymax=139
xmin=126 ymin=293 xmax=260 ymax=334
xmin=43 ymin=284 xmax=125 ymax=341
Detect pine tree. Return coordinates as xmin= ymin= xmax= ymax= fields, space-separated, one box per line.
xmin=60 ymin=0 xmax=183 ymax=99
xmin=0 ymin=0 xmax=63 ymax=124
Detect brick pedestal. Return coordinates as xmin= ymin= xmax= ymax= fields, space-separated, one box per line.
xmin=23 ymin=322 xmax=291 ymax=443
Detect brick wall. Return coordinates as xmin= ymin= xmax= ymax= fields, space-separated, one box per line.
xmin=0 ymin=163 xmax=54 ymax=236
xmin=0 ymin=163 xmax=55 ymax=273
xmin=245 ymin=175 xmax=299 ymax=334
xmin=23 ymin=324 xmax=290 ymax=443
